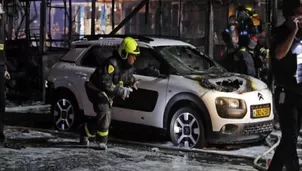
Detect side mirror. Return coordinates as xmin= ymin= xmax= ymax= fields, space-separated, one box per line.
xmin=159 ymin=64 xmax=170 ymax=75
xmin=147 ymin=65 xmax=168 ymax=78
xmin=158 ymin=74 xmax=168 ymax=78
xmin=150 ymin=67 xmax=161 ymax=77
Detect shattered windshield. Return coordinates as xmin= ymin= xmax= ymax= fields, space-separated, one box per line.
xmin=155 ymin=46 xmax=225 ymax=75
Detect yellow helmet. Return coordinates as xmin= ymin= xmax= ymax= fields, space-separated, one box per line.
xmin=244 ymin=6 xmax=260 ymax=26
xmin=118 ymin=37 xmax=140 ymax=59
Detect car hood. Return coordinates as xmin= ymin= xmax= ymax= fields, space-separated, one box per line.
xmin=184 ymin=72 xmax=268 ymax=94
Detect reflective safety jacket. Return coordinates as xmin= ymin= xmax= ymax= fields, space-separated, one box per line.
xmin=86 ymin=51 xmax=135 ymax=105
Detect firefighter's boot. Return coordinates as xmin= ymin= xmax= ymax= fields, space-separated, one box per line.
xmin=80 ymin=134 xmax=89 ymax=146
xmin=79 ymin=124 xmax=94 ymax=146
xmin=96 ymin=131 xmax=108 ymax=150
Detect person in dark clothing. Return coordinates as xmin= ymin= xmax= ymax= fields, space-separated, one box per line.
xmin=220 ymin=14 xmax=256 ymax=76
xmin=80 ymin=37 xmax=140 ymax=149
xmin=220 ymin=15 xmax=241 ymax=72
xmin=0 ymin=61 xmax=9 ymax=145
xmin=0 ymin=66 xmax=5 ymax=144
xmin=233 ymin=46 xmax=256 ymax=76
xmin=233 ymin=34 xmax=256 ymax=76
xmin=268 ymin=1 xmax=302 ymax=170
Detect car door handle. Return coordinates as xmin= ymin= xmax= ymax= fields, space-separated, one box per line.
xmin=75 ymin=72 xmax=87 ymax=79
xmin=75 ymin=72 xmax=87 ymax=76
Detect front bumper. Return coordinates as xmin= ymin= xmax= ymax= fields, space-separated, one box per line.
xmin=207 ymin=120 xmax=274 ymax=144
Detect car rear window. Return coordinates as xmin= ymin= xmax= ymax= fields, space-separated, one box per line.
xmin=60 ymin=47 xmax=87 ymax=62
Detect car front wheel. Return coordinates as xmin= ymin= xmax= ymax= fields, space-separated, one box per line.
xmin=52 ymin=93 xmax=79 ymax=132
xmin=169 ymin=107 xmax=205 ymax=148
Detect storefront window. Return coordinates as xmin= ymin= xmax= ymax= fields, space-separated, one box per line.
xmin=119 ymin=0 xmax=145 ymax=35
xmin=95 ymin=1 xmax=114 ymax=34
xmin=71 ymin=1 xmax=91 ymax=36
xmin=9 ymin=0 xmax=231 ymax=56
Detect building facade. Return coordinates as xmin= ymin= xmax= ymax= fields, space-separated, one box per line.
xmin=9 ymin=0 xmax=268 ymax=59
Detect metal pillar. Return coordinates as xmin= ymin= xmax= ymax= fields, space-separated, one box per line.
xmin=159 ymin=0 xmax=162 ymax=35
xmin=0 ymin=2 xmax=5 ymax=63
xmin=91 ymin=0 xmax=96 ymax=35
xmin=63 ymin=0 xmax=67 ymax=38
xmin=25 ymin=0 xmax=30 ymax=41
xmin=48 ymin=0 xmax=51 ymax=44
xmin=205 ymin=0 xmax=214 ymax=58
xmin=145 ymin=0 xmax=149 ymax=34
xmin=6 ymin=1 xmax=14 ymax=40
xmin=0 ymin=1 xmax=6 ymax=139
xmin=111 ymin=0 xmax=115 ymax=31
xmin=68 ymin=0 xmax=72 ymax=43
xmin=40 ymin=0 xmax=46 ymax=53
xmin=178 ymin=0 xmax=182 ymax=37
xmin=40 ymin=0 xmax=46 ymax=103
xmin=109 ymin=0 xmax=148 ymax=35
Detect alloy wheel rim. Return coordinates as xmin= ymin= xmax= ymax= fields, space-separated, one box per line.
xmin=53 ymin=98 xmax=75 ymax=131
xmin=173 ymin=112 xmax=200 ymax=147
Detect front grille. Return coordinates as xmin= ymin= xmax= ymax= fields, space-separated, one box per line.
xmin=243 ymin=122 xmax=273 ymax=135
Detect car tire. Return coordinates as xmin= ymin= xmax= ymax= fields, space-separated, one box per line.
xmin=51 ymin=92 xmax=80 ymax=132
xmin=169 ymin=107 xmax=205 ymax=148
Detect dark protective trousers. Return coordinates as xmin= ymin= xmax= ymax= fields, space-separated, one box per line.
xmin=85 ymin=103 xmax=111 ymax=142
xmin=268 ymin=87 xmax=302 ymax=171
xmin=0 ymin=67 xmax=5 ymax=142
xmin=84 ymin=81 xmax=112 ymax=143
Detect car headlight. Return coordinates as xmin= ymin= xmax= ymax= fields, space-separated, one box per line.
xmin=215 ymin=97 xmax=247 ymax=119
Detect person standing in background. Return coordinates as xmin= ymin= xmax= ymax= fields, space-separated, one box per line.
xmin=268 ymin=0 xmax=302 ymax=170
xmin=0 ymin=1 xmax=7 ymax=145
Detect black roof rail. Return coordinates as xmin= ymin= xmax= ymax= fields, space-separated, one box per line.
xmin=142 ymin=35 xmax=182 ymax=40
xmin=82 ymin=34 xmax=153 ymax=42
xmin=81 ymin=34 xmax=182 ymax=42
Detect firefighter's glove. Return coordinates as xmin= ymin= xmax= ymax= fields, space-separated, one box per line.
xmin=132 ymin=81 xmax=139 ymax=90
xmin=121 ymin=87 xmax=133 ymax=100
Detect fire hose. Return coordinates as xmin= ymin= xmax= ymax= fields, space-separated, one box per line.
xmin=252 ymin=134 xmax=281 ymax=171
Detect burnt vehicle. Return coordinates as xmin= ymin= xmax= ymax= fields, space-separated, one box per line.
xmin=46 ymin=35 xmax=274 ymax=148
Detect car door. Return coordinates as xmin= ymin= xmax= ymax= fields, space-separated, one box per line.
xmin=112 ymin=47 xmax=169 ymax=128
xmin=74 ymin=45 xmax=115 ymax=116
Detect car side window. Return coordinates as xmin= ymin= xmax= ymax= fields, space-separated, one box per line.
xmin=81 ymin=46 xmax=115 ymax=68
xmin=133 ymin=47 xmax=161 ymax=77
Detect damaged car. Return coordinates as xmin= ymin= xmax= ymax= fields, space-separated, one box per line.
xmin=46 ymin=35 xmax=274 ymax=148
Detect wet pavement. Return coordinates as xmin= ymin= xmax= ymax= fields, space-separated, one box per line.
xmin=0 ymin=126 xmax=260 ymax=171
xmin=1 ymin=112 xmax=301 ymax=171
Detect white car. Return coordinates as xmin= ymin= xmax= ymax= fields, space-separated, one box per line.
xmin=46 ymin=35 xmax=274 ymax=148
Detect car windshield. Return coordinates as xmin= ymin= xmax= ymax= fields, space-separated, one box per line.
xmin=154 ymin=46 xmax=225 ymax=75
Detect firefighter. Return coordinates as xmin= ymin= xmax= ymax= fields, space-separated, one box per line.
xmin=232 ymin=5 xmax=263 ymax=77
xmin=253 ymin=36 xmax=270 ymax=80
xmin=236 ymin=5 xmax=262 ymax=35
xmin=247 ymin=35 xmax=262 ymax=78
xmin=233 ymin=46 xmax=256 ymax=76
xmin=220 ymin=15 xmax=240 ymax=72
xmin=80 ymin=37 xmax=140 ymax=149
